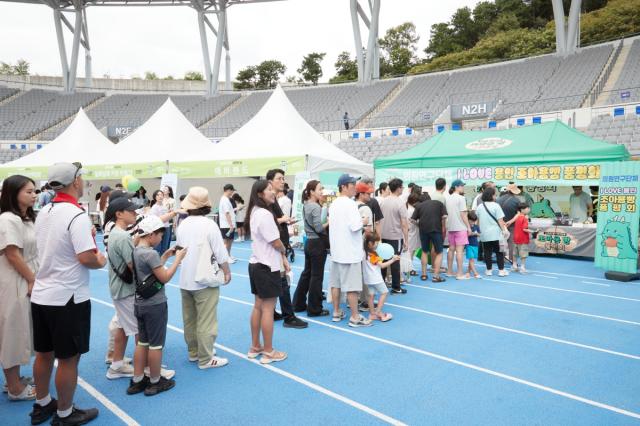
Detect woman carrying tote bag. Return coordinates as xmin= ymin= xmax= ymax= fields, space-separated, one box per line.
xmin=476 ymin=187 xmax=510 ymax=277
xmin=176 ymin=187 xmax=231 ymax=370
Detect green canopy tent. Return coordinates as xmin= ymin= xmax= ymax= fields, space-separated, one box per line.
xmin=374 ymin=121 xmax=630 ymax=186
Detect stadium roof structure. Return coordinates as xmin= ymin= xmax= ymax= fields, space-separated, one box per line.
xmin=0 ymin=0 xmax=283 ymax=95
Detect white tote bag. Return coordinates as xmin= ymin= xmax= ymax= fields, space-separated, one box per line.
xmin=194 ymin=236 xmax=226 ymax=287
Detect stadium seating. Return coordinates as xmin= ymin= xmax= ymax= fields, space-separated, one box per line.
xmin=0 ymin=89 xmax=103 ymax=139
xmin=337 ymin=131 xmax=430 ymax=163
xmin=201 ymin=91 xmax=271 ymax=138
xmin=583 ymin=111 xmax=640 ymax=155
xmin=0 ymin=148 xmax=35 ymax=164
xmin=0 ymin=85 xmax=18 ymax=102
xmin=607 ymin=39 xmax=640 ymax=104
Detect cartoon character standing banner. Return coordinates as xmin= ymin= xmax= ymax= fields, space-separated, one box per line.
xmin=594 ymin=162 xmax=640 ymax=274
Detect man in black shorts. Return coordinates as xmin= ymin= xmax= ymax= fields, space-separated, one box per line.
xmin=411 ymin=194 xmax=448 ymax=283
xmin=30 ymin=162 xmax=107 ymax=425
xmin=218 ymin=183 xmax=237 ymax=263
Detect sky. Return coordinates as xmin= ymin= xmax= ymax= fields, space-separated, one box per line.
xmin=0 ymin=0 xmax=479 ymax=82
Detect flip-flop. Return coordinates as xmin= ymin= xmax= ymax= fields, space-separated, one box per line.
xmin=420 ymin=275 xmax=428 ymax=281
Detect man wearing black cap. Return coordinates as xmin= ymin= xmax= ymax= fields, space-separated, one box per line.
xmin=30 ymin=162 xmax=107 ymax=425
xmin=218 ymin=184 xmax=236 ymax=262
xmin=104 ymin=198 xmax=138 ymax=381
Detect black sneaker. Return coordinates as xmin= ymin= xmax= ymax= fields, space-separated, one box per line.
xmin=391 ymin=288 xmax=408 ymax=294
xmin=358 ymin=301 xmax=369 ymax=312
xmin=50 ymin=406 xmax=98 ymax=426
xmin=283 ymin=316 xmax=308 ymax=329
xmin=307 ymin=309 xmax=330 ymax=317
xmin=30 ymin=398 xmax=57 ymax=425
xmin=273 ymin=311 xmax=284 ymax=321
xmin=126 ymin=376 xmax=150 ymax=395
xmin=144 ymin=376 xmax=175 ymax=397
xmin=293 ymin=306 xmax=306 ymax=313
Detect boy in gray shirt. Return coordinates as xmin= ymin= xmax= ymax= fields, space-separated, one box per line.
xmin=127 ymin=216 xmax=186 ymax=397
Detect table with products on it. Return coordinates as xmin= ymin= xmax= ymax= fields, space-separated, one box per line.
xmin=527 ymin=219 xmax=596 ymax=258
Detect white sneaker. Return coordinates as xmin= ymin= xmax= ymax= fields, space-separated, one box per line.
xmin=106 ymin=363 xmax=134 ymax=379
xmin=485 ymin=270 xmax=493 ymax=276
xmin=105 ymin=356 xmax=132 ymax=365
xmin=198 ymin=356 xmax=229 ymax=369
xmin=348 ymin=315 xmax=373 ymax=328
xmin=511 ymin=265 xmax=520 ymax=272
xmin=144 ymin=366 xmax=176 ymax=380
xmin=498 ymin=270 xmax=509 ymax=277
xmin=189 ymin=348 xmax=216 ymax=362
xmin=520 ymin=267 xmax=527 ymax=274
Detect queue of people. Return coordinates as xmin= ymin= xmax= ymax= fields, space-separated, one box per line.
xmin=0 ymin=161 xmax=545 ymax=425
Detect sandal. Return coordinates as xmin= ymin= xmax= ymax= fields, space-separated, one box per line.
xmin=2 ymin=376 xmax=33 ymax=393
xmin=8 ymin=384 xmax=36 ymax=401
xmin=260 ymin=350 xmax=287 ymax=365
xmin=379 ymin=312 xmax=393 ymax=322
xmin=474 ymin=273 xmax=481 ymax=279
xmin=369 ymin=312 xmax=380 ymax=321
xmin=420 ymin=274 xmax=428 ymax=281
xmin=432 ymin=276 xmax=446 ymax=283
xmin=409 ymin=270 xmax=418 ymax=276
xmin=247 ymin=347 xmax=264 ymax=359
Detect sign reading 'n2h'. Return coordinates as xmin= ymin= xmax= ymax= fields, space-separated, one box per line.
xmin=451 ymin=101 xmax=496 ymax=120
xmin=595 ymin=162 xmax=640 ymax=274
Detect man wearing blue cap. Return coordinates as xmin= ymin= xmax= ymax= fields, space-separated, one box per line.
xmin=328 ymin=174 xmax=372 ymax=327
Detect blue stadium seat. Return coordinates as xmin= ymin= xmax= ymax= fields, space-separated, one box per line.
xmin=533 ymin=116 xmax=542 ymax=124
xmin=614 ymin=107 xmax=625 ymax=117
xmin=517 ymin=118 xmax=525 ymax=126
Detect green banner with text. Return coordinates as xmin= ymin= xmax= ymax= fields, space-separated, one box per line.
xmin=594 ymin=162 xmax=640 ymax=274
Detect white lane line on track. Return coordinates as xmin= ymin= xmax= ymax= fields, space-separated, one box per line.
xmin=382 ymin=302 xmax=640 ymax=361
xmin=215 ymin=294 xmax=640 ymax=421
xmin=90 ymin=296 xmax=406 ymax=426
xmin=77 ymin=377 xmax=140 ymax=426
xmin=95 ymin=269 xmax=640 ymax=326
xmin=71 ymin=299 xmax=141 ymax=426
xmin=483 ymin=278 xmax=640 ymax=302
xmin=533 ymin=274 xmax=558 ymax=279
xmin=582 ymin=281 xmax=611 ymax=287
xmin=403 ymin=283 xmax=640 ymax=326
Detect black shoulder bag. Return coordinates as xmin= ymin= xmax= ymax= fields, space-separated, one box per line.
xmin=131 ymin=249 xmax=165 ymax=299
xmin=107 ymin=250 xmax=134 ymax=284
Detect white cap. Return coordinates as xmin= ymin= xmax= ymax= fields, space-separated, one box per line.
xmin=137 ymin=216 xmax=164 ymax=236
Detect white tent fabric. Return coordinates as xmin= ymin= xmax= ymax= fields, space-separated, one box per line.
xmin=208 ymin=85 xmax=373 ymax=176
xmin=2 ymin=108 xmax=115 ymax=167
xmin=109 ymin=98 xmax=215 ymax=164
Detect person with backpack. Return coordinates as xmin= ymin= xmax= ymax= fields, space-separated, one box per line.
xmin=127 ymin=216 xmax=187 ymax=397
xmin=104 ymin=198 xmax=138 ymax=380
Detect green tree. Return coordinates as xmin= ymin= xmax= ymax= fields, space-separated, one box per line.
xmin=473 ymin=1 xmax=500 ymax=37
xmin=144 ymin=71 xmax=158 ymax=80
xmin=256 ymin=60 xmax=286 ymax=89
xmin=329 ymin=51 xmax=358 ymax=83
xmin=0 ymin=62 xmax=13 ymax=75
xmin=378 ymin=22 xmax=420 ymax=75
xmin=12 ymin=59 xmax=29 ymax=76
xmin=425 ymin=22 xmax=461 ymax=58
xmin=485 ymin=12 xmax=520 ymax=37
xmin=297 ymin=52 xmax=326 ymax=85
xmin=234 ymin=65 xmax=257 ymax=90
xmin=451 ymin=7 xmax=480 ymax=50
xmin=163 ymin=75 xmax=174 ymax=80
xmin=184 ymin=71 xmax=204 ymax=81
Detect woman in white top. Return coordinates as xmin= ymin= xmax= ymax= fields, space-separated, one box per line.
xmin=232 ymin=193 xmax=246 ymax=242
xmin=149 ymin=190 xmax=177 ymax=254
xmin=0 ymin=175 xmax=39 ymax=401
xmin=246 ymin=180 xmax=289 ymax=364
xmin=176 ymin=187 xmax=231 ymax=369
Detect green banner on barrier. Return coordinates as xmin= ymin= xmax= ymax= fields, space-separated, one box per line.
xmin=376 ymin=162 xmax=604 ymax=187
xmin=594 ymin=162 xmax=640 ymax=274
xmin=0 ymin=156 xmax=306 ymax=181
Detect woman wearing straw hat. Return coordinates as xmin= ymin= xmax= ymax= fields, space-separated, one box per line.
xmin=176 ymin=187 xmax=231 ymax=370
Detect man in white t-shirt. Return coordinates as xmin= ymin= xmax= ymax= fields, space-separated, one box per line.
xmin=329 ymin=174 xmax=371 ymax=328
xmin=277 ymin=189 xmax=292 ymax=217
xmin=218 ymin=183 xmax=236 ymax=263
xmin=30 ymin=162 xmax=107 ymax=426
xmin=445 ymin=179 xmax=472 ymax=279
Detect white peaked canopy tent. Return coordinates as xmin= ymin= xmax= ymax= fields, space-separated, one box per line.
xmin=1 ymin=108 xmax=115 ymax=172
xmin=205 ymin=85 xmax=373 ymax=177
xmin=109 ymin=97 xmax=215 ymax=164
